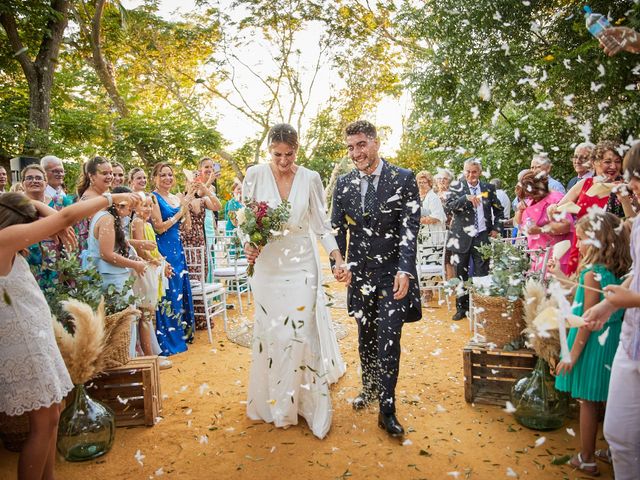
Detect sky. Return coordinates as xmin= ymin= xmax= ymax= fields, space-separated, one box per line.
xmin=120 ymin=0 xmax=407 ymax=157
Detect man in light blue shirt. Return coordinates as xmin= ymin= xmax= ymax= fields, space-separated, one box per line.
xmin=566 ymin=142 xmax=595 ymax=190
xmin=531 ymin=154 xmax=565 ymax=194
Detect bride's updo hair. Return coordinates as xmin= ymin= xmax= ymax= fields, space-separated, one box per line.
xmin=268 ymin=123 xmax=298 ymax=150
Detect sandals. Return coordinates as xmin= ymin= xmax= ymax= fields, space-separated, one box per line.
xmin=570 ymin=453 xmax=600 ymax=477
xmin=595 ymin=448 xmax=612 ymax=464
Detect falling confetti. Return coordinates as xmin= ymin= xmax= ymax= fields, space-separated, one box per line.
xmin=478 ymin=81 xmax=492 ymax=101
xmin=598 ymin=327 xmax=610 ymax=346
xmin=134 ymin=449 xmax=145 ymax=466
xmin=534 ymin=436 xmax=546 ymax=447
xmin=504 ymin=401 xmax=517 ymax=413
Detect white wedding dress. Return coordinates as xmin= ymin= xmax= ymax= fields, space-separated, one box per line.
xmin=243 ymin=164 xmax=346 ymax=439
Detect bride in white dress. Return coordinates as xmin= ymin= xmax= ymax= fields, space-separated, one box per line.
xmin=242 ymin=124 xmax=349 ymax=439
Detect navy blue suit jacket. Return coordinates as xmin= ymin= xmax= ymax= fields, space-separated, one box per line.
xmin=331 ymin=161 xmax=422 ymax=322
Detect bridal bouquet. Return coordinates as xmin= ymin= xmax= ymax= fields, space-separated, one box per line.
xmin=236 ymin=200 xmax=291 ymax=276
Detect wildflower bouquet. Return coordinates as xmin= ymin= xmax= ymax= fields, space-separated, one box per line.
xmin=237 ymin=200 xmax=291 ymax=276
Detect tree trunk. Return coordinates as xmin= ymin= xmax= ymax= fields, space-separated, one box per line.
xmin=82 ymin=0 xmax=151 ymax=164
xmin=0 ymin=0 xmax=70 ymax=154
xmin=216 ymin=149 xmax=245 ymax=181
xmin=90 ymin=0 xmax=129 ymax=117
xmin=325 ymin=156 xmax=350 ymax=208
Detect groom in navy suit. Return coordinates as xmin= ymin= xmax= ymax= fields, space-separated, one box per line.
xmin=331 ymin=120 xmax=421 ymax=437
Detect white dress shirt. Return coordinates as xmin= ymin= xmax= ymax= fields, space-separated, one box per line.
xmin=468 ymin=182 xmax=486 ymax=234
xmin=45 ymin=184 xmax=65 ymax=198
xmin=495 ymin=189 xmax=511 ymax=220
xmin=359 ymin=159 xmax=384 ymax=211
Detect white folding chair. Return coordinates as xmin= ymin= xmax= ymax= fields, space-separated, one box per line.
xmin=416 ymin=229 xmax=450 ymax=309
xmin=184 ymin=246 xmax=227 ymax=344
xmin=210 ymin=235 xmax=251 ymax=314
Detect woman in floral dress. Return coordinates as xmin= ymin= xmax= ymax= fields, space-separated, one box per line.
xmin=181 ymin=178 xmax=221 ymax=330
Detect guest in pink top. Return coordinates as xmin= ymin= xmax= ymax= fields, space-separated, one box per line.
xmin=514 ymin=170 xmax=574 ymax=274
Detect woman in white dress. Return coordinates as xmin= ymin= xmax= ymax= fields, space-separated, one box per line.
xmin=417 ymin=171 xmax=446 ymax=243
xmin=0 ymin=191 xmax=141 ymax=480
xmin=416 ymin=171 xmax=446 ymax=302
xmin=243 ymin=124 xmax=347 ymax=439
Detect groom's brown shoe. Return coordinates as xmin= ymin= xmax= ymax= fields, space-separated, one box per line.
xmin=378 ymin=413 xmax=405 ymax=437
xmin=352 ymin=392 xmax=373 ymax=410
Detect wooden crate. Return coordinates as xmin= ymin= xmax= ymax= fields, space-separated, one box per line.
xmin=463 ymin=344 xmax=537 ymax=406
xmin=87 ymin=356 xmax=162 ymax=427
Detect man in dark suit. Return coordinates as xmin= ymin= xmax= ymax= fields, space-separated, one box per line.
xmin=331 ymin=120 xmax=421 ymax=437
xmin=445 ymin=158 xmax=503 ymax=321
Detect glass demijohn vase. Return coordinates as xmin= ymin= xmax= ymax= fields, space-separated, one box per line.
xmin=511 ymin=358 xmax=568 ymax=430
xmin=57 ymin=384 xmax=115 ymax=461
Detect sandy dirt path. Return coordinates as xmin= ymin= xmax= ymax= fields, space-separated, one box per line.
xmin=0 ymin=276 xmax=612 ymax=479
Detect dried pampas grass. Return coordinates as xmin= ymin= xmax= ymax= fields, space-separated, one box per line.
xmin=53 ymin=299 xmax=139 ymax=384
xmin=522 ymin=279 xmax=561 ymax=367
xmin=53 ymin=299 xmax=106 ymax=384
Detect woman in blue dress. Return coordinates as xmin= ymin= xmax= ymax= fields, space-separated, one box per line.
xmin=150 ymin=162 xmax=195 ymax=355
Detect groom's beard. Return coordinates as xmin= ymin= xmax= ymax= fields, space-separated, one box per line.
xmin=352 ymin=156 xmax=376 ymax=173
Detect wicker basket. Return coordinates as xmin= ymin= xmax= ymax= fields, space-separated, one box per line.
xmin=0 ymin=412 xmax=29 ymax=452
xmin=472 ymin=293 xmax=524 ymax=348
xmin=101 ymin=308 xmax=138 ymax=369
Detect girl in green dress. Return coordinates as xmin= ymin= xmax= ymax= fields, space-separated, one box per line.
xmin=555 ymin=211 xmax=632 ymax=476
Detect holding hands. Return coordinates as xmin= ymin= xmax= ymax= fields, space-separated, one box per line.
xmin=333 ymin=265 xmax=351 ymax=285
xmin=330 ymin=250 xmax=351 ymax=285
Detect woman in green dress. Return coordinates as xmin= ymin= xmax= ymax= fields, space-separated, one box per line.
xmin=554 ymin=211 xmax=631 ymax=476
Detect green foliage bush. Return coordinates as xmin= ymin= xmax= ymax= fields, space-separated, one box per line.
xmin=39 ymin=249 xmax=137 ymax=325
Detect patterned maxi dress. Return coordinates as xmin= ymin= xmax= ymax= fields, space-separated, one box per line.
xmin=180 ymin=199 xmax=208 ymax=331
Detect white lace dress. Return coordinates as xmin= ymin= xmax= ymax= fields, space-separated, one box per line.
xmin=0 ymin=255 xmax=73 ymax=416
xmin=243 ymin=164 xmax=346 ymax=439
